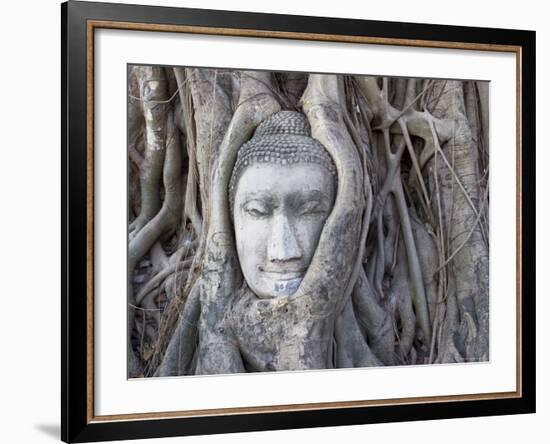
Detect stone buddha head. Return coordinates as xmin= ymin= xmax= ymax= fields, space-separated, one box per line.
xmin=229 ymin=111 xmax=337 ymax=299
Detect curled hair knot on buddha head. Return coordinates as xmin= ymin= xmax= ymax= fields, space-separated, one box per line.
xmin=228 ymin=111 xmax=338 ymax=214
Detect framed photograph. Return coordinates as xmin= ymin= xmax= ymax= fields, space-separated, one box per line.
xmin=61 ymin=0 xmax=536 ymax=442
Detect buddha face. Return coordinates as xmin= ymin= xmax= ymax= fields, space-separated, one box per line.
xmin=233 ymin=162 xmax=336 ymax=299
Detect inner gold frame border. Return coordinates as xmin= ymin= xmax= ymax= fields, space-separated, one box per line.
xmin=86 ymin=19 xmax=523 ymax=424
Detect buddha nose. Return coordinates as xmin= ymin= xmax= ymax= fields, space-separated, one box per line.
xmin=267 ymin=214 xmax=301 ymax=263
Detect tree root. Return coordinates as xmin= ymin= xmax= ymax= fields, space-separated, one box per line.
xmin=352 ymin=268 xmax=395 ymax=365
xmin=335 ymin=296 xmax=381 ymax=368
xmin=196 ymin=70 xmax=281 ymax=374
xmin=135 ymin=258 xmax=192 ymax=306
xmin=427 ymin=80 xmax=489 ymax=362
xmin=157 ymin=282 xmax=201 ymax=376
xmin=129 ymin=66 xmax=168 ymax=239
xmin=127 ymin=102 xmax=183 ymax=377
xmin=174 ymin=68 xmax=203 ymax=238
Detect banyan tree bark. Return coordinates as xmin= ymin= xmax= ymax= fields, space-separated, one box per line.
xmin=194 ymin=70 xmax=281 ymax=374
xmin=427 ymin=80 xmax=490 ymax=363
xmin=127 ymin=65 xmax=489 ymax=378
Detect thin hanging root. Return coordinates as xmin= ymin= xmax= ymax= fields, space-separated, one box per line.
xmin=140 ymin=269 xmax=190 ymax=344
xmin=436 ymin=184 xmax=489 ymax=273
xmin=383 ymin=207 xmax=399 ymax=273
xmin=139 ymin=251 xmax=194 ymax=342
xmin=374 ymin=209 xmax=385 ymax=298
xmin=426 ymin=117 xmax=489 ymax=245
xmin=372 ymin=131 xmax=405 ymax=298
xmin=389 ymin=239 xmax=415 ymax=360
xmin=397 ymin=119 xmax=432 ymax=219
xmin=390 ymin=224 xmax=400 ymax=275
xmin=138 ymin=299 xmax=163 ymax=344
xmin=163 ymin=240 xmax=197 ymax=298
xmin=128 ymin=135 xmax=145 ymax=169
xmin=149 ymin=216 xmax=204 ymax=374
xmin=373 ymin=134 xmax=405 ymax=218
xmin=147 ymin=271 xmax=201 ymax=375
xmin=428 ymin=261 xmax=448 ymax=363
xmin=427 ymin=119 xmax=449 ymax=362
xmin=396 ymin=291 xmax=415 ymax=360
xmin=374 ymin=125 xmax=431 ymax=346
xmin=135 ymin=258 xmax=193 ymax=305
xmin=432 ymin=121 xmax=447 ymax=280
xmin=174 ymin=68 xmax=203 ymax=237
xmin=391 ymin=176 xmax=432 ymax=345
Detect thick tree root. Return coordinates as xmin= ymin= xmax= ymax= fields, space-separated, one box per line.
xmin=195 ymin=71 xmax=281 ymax=374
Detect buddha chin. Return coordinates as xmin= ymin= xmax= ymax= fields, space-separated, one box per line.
xmin=261 ymin=268 xmax=304 ymax=298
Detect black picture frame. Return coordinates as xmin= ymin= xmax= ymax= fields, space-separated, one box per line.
xmin=61 ymin=1 xmax=536 ymax=442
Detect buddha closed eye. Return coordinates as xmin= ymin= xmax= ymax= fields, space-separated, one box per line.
xmin=228 ymin=110 xmax=337 ymax=299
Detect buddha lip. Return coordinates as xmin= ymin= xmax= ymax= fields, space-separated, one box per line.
xmin=259 ymin=268 xmax=305 ymax=278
